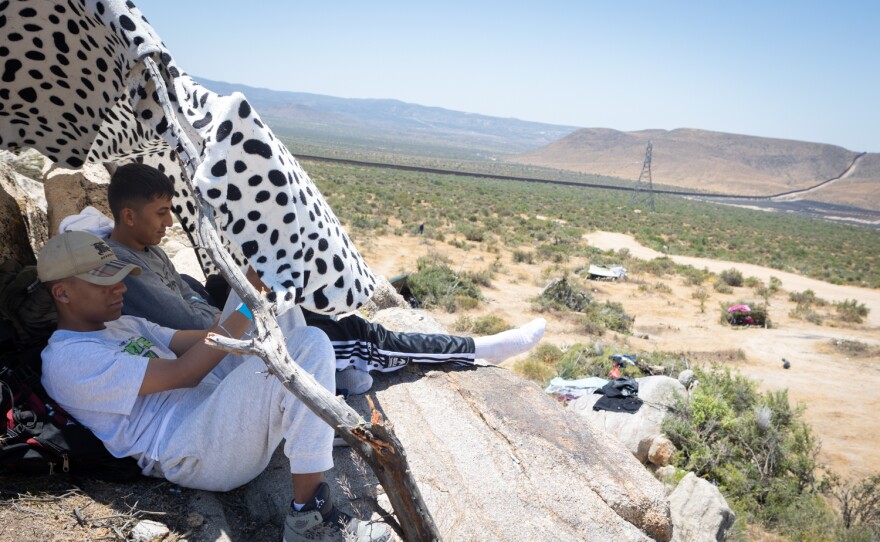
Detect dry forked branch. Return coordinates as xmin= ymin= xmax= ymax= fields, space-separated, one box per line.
xmin=196 ymin=200 xmax=439 ymax=542
xmin=141 ymin=56 xmax=440 ymax=542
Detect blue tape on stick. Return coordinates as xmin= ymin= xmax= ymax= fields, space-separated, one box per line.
xmin=236 ymin=302 xmax=254 ymax=321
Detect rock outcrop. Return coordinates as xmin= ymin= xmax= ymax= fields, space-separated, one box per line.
xmin=43 ymin=163 xmax=112 ymax=236
xmin=241 ymin=308 xmax=673 ymax=541
xmin=358 ymin=277 xmax=409 ymax=317
xmin=668 ymin=473 xmax=735 ymax=542
xmin=568 ymin=375 xmax=686 ymax=466
xmin=0 ymin=153 xmax=48 ymax=264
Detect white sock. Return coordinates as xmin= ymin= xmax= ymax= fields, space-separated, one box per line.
xmin=473 ymin=318 xmax=546 ymax=364
xmin=335 ymin=367 xmax=374 ymax=395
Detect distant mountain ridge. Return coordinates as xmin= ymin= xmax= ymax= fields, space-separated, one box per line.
xmin=195 ymin=77 xmax=879 ymax=211
xmin=195 ymin=77 xmax=579 ymax=156
xmin=509 ymin=128 xmax=880 ymax=210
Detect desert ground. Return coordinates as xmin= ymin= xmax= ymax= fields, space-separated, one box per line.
xmin=347 ymin=228 xmax=880 ymax=481
xmin=3 ymin=225 xmax=876 ymax=542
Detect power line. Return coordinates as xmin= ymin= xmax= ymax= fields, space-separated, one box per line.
xmin=628 ymin=141 xmax=656 ymax=211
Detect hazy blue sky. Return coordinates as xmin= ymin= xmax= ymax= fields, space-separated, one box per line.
xmin=139 ymin=1 xmax=879 ymax=152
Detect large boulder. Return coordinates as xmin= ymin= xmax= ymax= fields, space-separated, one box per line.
xmin=43 ymin=163 xmax=112 ymax=236
xmin=568 ymin=376 xmax=686 ymax=465
xmin=241 ymin=308 xmax=673 ymax=541
xmin=358 ymin=276 xmax=409 ymax=318
xmin=669 ymin=473 xmax=735 ymax=542
xmin=0 ymin=155 xmax=48 ymax=264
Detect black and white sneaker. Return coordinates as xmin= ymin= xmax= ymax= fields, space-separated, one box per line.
xmin=282 ymin=482 xmax=390 ymax=542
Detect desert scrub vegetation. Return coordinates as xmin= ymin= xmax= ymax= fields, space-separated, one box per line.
xmin=787 ymin=291 xmax=870 ymax=326
xmin=535 ymin=279 xmax=633 ymax=335
xmin=511 ymin=249 xmax=536 ymax=264
xmin=452 ymin=315 xmax=512 ymax=335
xmin=510 ymin=339 xmax=879 ymax=541
xmin=406 ymin=255 xmax=483 ymax=312
xmin=301 ymin=158 xmax=880 ymax=288
xmin=514 ymin=343 xmax=562 ymax=383
xmin=788 ymin=289 xmax=828 ymax=325
xmin=828 ymin=339 xmax=880 ymax=358
xmin=533 ymin=277 xmax=591 ymax=313
xmin=719 ymin=267 xmax=745 ymax=287
xmin=662 ymin=366 xmax=880 ymax=541
xmin=834 ymin=299 xmax=870 ymax=324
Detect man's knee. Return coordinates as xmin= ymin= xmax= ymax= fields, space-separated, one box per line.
xmin=286 ymin=326 xmax=335 ymax=385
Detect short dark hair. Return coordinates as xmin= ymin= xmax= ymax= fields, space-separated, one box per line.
xmin=107 ymin=163 xmax=174 ymax=220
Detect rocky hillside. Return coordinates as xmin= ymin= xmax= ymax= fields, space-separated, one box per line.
xmin=509 ymin=128 xmax=880 ymax=209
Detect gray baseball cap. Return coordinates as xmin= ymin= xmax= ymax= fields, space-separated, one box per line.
xmin=37 ymin=231 xmax=141 ymax=285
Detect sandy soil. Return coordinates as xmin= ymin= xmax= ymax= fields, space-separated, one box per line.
xmin=354 ymin=230 xmax=880 ymax=480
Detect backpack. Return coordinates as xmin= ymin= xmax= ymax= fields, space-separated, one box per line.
xmin=0 ymin=260 xmax=57 ymax=347
xmin=0 ymin=261 xmax=142 ymax=481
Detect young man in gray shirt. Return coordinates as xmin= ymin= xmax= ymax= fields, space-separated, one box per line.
xmin=98 ymin=164 xmax=546 ymax=394
xmin=39 ymin=231 xmax=390 ymax=542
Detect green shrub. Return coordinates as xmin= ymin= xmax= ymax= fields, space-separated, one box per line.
xmin=789 ymin=289 xmax=827 ymax=307
xmin=514 ymin=343 xmax=563 ymax=384
xmin=536 ymin=242 xmax=571 ymax=263
xmin=713 ymin=279 xmax=734 ymax=294
xmin=452 ymin=315 xmax=473 ymax=333
xmin=582 ymin=301 xmax=634 ymax=334
xmin=829 ymin=339 xmax=880 ymax=357
xmin=828 ymin=473 xmax=880 ymax=530
xmin=834 ymin=299 xmax=869 ymax=324
xmin=534 ymin=277 xmax=591 ymax=313
xmin=681 ymin=267 xmax=713 ymax=286
xmin=773 ymin=494 xmax=837 ymax=541
xmin=471 ymin=315 xmax=512 ymax=335
xmin=407 ymin=256 xmax=482 ymax=312
xmin=455 ymin=295 xmax=480 ymax=311
xmin=744 ymin=276 xmax=762 ymax=288
xmin=459 ymin=224 xmax=486 ymax=242
xmin=719 ymin=268 xmax=744 ymax=287
xmin=692 ymin=286 xmax=710 ymax=313
xmin=788 ymin=290 xmax=819 ymax=307
xmin=578 ymin=317 xmax=606 ymax=336
xmin=790 ymin=306 xmax=824 ymax=325
xmin=633 ymin=256 xmax=678 ymax=277
xmin=554 ymin=343 xmax=613 ymax=379
xmin=653 ymin=282 xmax=673 ymax=294
xmin=662 ymin=367 xmax=821 ymax=524
xmin=512 ymin=250 xmax=535 ymax=264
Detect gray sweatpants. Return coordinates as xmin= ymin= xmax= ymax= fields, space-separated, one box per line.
xmin=149 ymin=320 xmax=336 ymax=492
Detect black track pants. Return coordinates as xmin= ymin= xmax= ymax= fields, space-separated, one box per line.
xmin=302 ymin=310 xmax=475 ymax=373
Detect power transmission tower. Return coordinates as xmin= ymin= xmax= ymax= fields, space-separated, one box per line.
xmin=628 ymin=141 xmax=656 ymax=211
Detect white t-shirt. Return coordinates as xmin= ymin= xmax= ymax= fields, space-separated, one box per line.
xmin=41 ymin=316 xmax=189 ymax=469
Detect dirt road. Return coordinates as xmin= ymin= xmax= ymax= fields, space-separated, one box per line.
xmin=584 ymin=231 xmax=880 ymax=326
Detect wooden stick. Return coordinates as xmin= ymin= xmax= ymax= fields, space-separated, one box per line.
xmin=196 ymin=206 xmax=441 ymax=541
xmin=142 ymin=57 xmax=440 ymax=538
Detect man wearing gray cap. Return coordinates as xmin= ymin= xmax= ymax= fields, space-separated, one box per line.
xmin=37 ymin=231 xmax=390 ymax=542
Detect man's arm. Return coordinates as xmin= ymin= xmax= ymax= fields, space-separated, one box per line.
xmin=138 ymin=310 xmax=251 ymax=395
xmin=122 ymin=264 xmax=218 ymax=330
xmin=107 ymin=243 xmax=219 ymax=330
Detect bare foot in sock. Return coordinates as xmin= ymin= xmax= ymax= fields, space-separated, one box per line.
xmin=473 ymin=318 xmax=546 ymax=364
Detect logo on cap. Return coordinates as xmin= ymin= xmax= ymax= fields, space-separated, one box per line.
xmin=93 ymin=242 xmax=112 ymax=256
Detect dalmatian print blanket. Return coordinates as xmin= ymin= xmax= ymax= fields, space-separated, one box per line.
xmin=0 ymin=0 xmax=376 ymax=314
